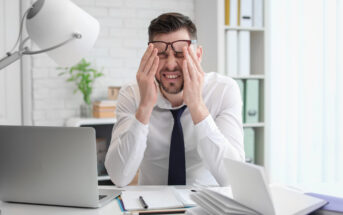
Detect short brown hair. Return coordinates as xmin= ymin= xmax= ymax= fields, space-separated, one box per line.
xmin=148 ymin=12 xmax=197 ymax=41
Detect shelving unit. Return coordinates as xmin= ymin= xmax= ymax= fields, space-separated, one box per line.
xmin=195 ymin=0 xmax=268 ymax=166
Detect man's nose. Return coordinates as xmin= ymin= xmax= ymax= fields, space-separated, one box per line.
xmin=165 ymin=48 xmax=178 ymax=71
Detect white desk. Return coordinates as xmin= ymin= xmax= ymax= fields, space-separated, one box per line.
xmin=0 ymin=186 xmax=123 ymax=215
xmin=0 ymin=185 xmax=192 ymax=215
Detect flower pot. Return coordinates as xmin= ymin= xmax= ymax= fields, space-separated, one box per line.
xmin=80 ymin=103 xmax=92 ymax=118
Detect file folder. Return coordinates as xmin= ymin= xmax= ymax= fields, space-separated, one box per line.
xmin=244 ymin=79 xmax=259 ymax=123
xmin=240 ymin=0 xmax=252 ymax=27
xmin=230 ymin=0 xmax=238 ymax=26
xmin=226 ymin=31 xmax=238 ymax=76
xmin=238 ymin=31 xmax=250 ymax=76
xmin=253 ymin=0 xmax=264 ymax=27
xmin=225 ymin=0 xmax=230 ymax=25
xmin=235 ymin=79 xmax=245 ymax=122
xmin=244 ymin=128 xmax=255 ymax=163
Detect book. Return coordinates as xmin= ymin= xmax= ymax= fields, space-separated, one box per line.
xmin=226 ymin=30 xmax=238 ymax=76
xmin=93 ymin=100 xmax=117 ymax=108
xmin=93 ymin=110 xmax=115 ymax=118
xmin=238 ymin=30 xmax=250 ymax=76
xmin=244 ymin=79 xmax=259 ymax=123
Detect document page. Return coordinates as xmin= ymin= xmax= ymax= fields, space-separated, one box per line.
xmin=121 ymin=187 xmax=184 ymax=211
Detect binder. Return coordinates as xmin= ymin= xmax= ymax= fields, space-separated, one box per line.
xmin=244 ymin=128 xmax=255 ymax=163
xmin=240 ymin=0 xmax=252 ymax=27
xmin=226 ymin=31 xmax=238 ymax=76
xmin=244 ymin=79 xmax=259 ymax=123
xmin=225 ymin=0 xmax=230 ymax=25
xmin=253 ymin=0 xmax=264 ymax=27
xmin=235 ymin=79 xmax=245 ymax=122
xmin=230 ymin=0 xmax=238 ymax=26
xmin=238 ymin=31 xmax=250 ymax=76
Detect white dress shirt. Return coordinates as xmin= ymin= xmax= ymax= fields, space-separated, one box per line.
xmin=105 ymin=72 xmax=245 ymax=187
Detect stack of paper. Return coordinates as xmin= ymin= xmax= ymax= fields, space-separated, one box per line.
xmin=189 ymin=188 xmax=260 ymax=215
xmin=188 ymin=185 xmax=327 ymax=215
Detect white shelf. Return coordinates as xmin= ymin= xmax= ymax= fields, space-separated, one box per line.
xmin=224 ymin=26 xmax=265 ymax=31
xmin=195 ymin=0 xmax=268 ymax=166
xmin=65 ymin=117 xmax=117 ymax=127
xmin=232 ymin=75 xmax=265 ymax=80
xmin=98 ymin=175 xmax=111 ymax=181
xmin=243 ymin=123 xmax=265 ymax=128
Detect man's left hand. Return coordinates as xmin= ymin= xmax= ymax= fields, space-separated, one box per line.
xmin=182 ymin=46 xmax=209 ymax=124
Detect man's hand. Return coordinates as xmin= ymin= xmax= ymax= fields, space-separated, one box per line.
xmin=182 ymin=46 xmax=209 ymax=124
xmin=135 ymin=44 xmax=159 ymax=124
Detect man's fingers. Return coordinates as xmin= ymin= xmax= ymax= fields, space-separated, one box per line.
xmin=188 ymin=46 xmax=203 ymax=74
xmin=183 ymin=59 xmax=190 ymax=84
xmin=184 ymin=47 xmax=196 ymax=80
xmin=143 ymin=49 xmax=158 ymax=74
xmin=139 ymin=44 xmax=154 ymax=71
xmin=148 ymin=56 xmax=159 ymax=78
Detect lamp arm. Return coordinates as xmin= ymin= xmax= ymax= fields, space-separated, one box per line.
xmin=0 ymin=52 xmax=22 ymax=70
xmin=22 ymin=33 xmax=82 ymax=55
xmin=0 ymin=33 xmax=81 ymax=70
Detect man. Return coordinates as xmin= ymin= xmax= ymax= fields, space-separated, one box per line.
xmin=105 ymin=13 xmax=244 ymax=187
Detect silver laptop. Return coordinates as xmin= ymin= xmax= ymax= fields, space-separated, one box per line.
xmin=224 ymin=158 xmax=327 ymax=215
xmin=0 ymin=126 xmax=121 ymax=208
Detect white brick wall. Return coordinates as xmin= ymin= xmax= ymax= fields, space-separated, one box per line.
xmin=31 ymin=0 xmax=194 ymax=126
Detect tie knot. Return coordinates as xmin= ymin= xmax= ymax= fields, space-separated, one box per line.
xmin=170 ymin=106 xmax=187 ymax=120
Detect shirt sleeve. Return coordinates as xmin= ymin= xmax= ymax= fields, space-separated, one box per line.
xmin=195 ymin=80 xmax=245 ymax=186
xmin=104 ymin=85 xmax=148 ymax=187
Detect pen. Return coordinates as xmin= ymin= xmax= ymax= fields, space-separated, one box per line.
xmin=139 ymin=196 xmax=149 ymax=209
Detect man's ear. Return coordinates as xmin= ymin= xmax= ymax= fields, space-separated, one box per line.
xmin=196 ymin=45 xmax=203 ymax=63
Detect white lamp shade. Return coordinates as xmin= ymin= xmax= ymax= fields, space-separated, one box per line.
xmin=26 ymin=0 xmax=100 ymax=67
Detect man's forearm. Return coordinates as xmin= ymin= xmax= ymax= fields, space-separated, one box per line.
xmin=105 ymin=118 xmax=149 ymax=187
xmin=135 ymin=105 xmax=154 ymax=125
xmin=188 ymin=102 xmax=210 ymax=125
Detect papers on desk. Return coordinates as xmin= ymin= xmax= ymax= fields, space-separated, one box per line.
xmin=120 ymin=187 xmax=195 ymax=211
xmin=188 ymin=185 xmax=327 ymax=215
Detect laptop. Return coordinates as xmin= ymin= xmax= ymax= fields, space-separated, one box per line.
xmin=224 ymin=158 xmax=327 ymax=215
xmin=0 ymin=126 xmax=121 ymax=208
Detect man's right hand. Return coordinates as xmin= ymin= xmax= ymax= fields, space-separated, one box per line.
xmin=135 ymin=44 xmax=159 ymax=124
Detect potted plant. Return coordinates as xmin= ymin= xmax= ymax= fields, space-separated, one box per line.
xmin=58 ymin=58 xmax=104 ymax=117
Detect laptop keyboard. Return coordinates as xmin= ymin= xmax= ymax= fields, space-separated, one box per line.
xmin=99 ymin=195 xmax=107 ymax=200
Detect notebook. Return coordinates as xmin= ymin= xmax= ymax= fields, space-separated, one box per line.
xmin=121 ymin=187 xmax=192 ymax=211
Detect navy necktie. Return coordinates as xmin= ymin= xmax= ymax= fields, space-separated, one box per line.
xmin=168 ymin=105 xmax=187 ymax=185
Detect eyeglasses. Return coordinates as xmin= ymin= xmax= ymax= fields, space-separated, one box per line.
xmin=147 ymin=40 xmax=197 ymax=59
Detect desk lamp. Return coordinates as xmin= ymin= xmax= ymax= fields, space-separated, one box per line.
xmin=0 ymin=0 xmax=100 ymax=70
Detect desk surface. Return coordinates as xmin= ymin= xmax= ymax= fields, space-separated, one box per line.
xmin=0 ymin=186 xmax=122 ymax=215
xmin=0 ymin=186 xmax=192 ymax=215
